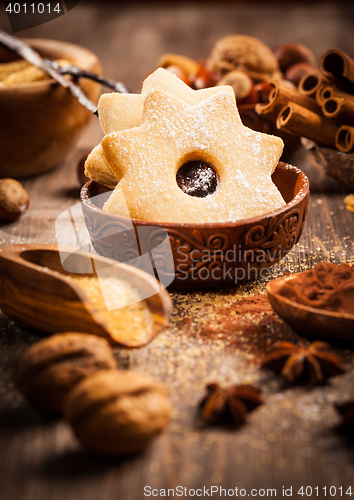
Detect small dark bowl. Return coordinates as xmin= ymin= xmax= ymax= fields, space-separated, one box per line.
xmin=81 ymin=161 xmax=309 ymax=290
xmin=302 ymin=139 xmax=354 ymax=190
xmin=267 ymin=274 xmax=354 ymax=339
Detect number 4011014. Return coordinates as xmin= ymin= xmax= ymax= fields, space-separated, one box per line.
xmin=6 ymin=3 xmax=61 ymax=14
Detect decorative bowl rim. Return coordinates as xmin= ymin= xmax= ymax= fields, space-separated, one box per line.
xmin=80 ymin=161 xmax=310 ymax=229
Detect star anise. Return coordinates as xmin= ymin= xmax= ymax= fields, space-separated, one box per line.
xmin=261 ymin=340 xmax=346 ymax=384
xmin=200 ymin=382 xmax=263 ymax=426
xmin=335 ymin=401 xmax=354 ymax=434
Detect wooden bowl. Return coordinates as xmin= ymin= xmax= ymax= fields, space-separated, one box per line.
xmin=81 ymin=162 xmax=310 ymax=290
xmin=302 ymin=139 xmax=354 ymax=190
xmin=267 ymin=274 xmax=354 ymax=339
xmin=0 ymin=38 xmax=101 ymax=178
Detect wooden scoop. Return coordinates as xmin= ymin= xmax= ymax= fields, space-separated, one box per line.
xmin=267 ymin=273 xmax=354 ymax=340
xmin=0 ymin=244 xmax=172 ymax=347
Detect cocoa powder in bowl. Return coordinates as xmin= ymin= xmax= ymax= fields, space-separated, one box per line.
xmin=278 ymin=262 xmax=354 ymax=315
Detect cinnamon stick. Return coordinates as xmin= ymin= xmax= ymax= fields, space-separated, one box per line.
xmin=336 ymin=126 xmax=354 ymax=152
xmin=255 ymin=80 xmax=320 ymax=120
xmin=298 ymin=72 xmax=331 ymax=98
xmin=319 ymin=49 xmax=354 ymax=94
xmin=317 ymin=84 xmax=354 ymax=106
xmin=276 ymin=102 xmax=338 ymax=148
xmin=322 ymin=97 xmax=354 ymax=125
xmin=316 ymin=85 xmax=335 ymax=105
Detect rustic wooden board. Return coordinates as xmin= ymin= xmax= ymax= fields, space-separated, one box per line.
xmin=1 ymin=2 xmax=354 ymax=499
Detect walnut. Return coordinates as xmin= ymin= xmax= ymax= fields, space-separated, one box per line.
xmin=64 ymin=370 xmax=172 ymax=456
xmin=206 ymin=35 xmax=282 ymax=82
xmin=17 ymin=333 xmax=117 ymax=413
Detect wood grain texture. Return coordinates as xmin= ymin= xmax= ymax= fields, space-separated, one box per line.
xmin=0 ymin=2 xmax=354 ymax=499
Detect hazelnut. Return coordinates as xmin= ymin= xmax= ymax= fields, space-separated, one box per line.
xmin=165 ymin=65 xmax=190 ymax=85
xmin=191 ymin=66 xmax=219 ymax=90
xmin=254 ymin=81 xmax=274 ymax=103
xmin=0 ymin=178 xmax=29 ymax=222
xmin=285 ymin=62 xmax=317 ymax=86
xmin=238 ymin=88 xmax=258 ymax=105
xmin=273 ymin=43 xmax=316 ymax=72
xmin=64 ymin=370 xmax=172 ymax=456
xmin=17 ymin=333 xmax=117 ymax=413
xmin=206 ymin=35 xmax=282 ymax=82
xmin=157 ymin=53 xmax=200 ymax=79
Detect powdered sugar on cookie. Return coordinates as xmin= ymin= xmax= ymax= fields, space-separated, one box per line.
xmin=101 ymin=89 xmax=285 ymax=223
xmin=85 ymin=68 xmax=235 ymax=188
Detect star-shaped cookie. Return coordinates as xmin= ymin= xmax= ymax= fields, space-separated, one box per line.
xmin=84 ymin=145 xmax=118 ymax=190
xmin=102 ymin=89 xmax=285 ymax=224
xmin=85 ymin=68 xmax=236 ymax=188
xmin=98 ymin=68 xmax=235 ymax=134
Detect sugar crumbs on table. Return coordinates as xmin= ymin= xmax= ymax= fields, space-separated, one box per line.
xmin=172 ymin=293 xmax=299 ymax=363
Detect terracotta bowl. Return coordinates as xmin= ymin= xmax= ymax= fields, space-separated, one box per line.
xmin=0 ymin=38 xmax=101 ymax=178
xmin=81 ymin=162 xmax=310 ymax=290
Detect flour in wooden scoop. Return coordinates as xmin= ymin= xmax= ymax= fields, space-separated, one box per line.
xmin=68 ymin=275 xmax=155 ymax=346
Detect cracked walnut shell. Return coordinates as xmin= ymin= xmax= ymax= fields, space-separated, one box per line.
xmin=64 ymin=370 xmax=172 ymax=456
xmin=17 ymin=333 xmax=117 ymax=413
xmin=206 ymin=35 xmax=282 ymax=82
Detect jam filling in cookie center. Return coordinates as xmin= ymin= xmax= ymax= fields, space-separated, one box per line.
xmin=176 ymin=161 xmax=219 ymax=198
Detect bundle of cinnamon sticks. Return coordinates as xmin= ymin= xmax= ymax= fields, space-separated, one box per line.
xmin=255 ymin=49 xmax=354 ymax=153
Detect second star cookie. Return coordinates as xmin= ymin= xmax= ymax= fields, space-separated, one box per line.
xmin=85 ymin=68 xmax=235 ymax=188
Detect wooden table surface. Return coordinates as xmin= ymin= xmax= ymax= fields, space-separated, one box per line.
xmin=1 ymin=2 xmax=354 ymax=499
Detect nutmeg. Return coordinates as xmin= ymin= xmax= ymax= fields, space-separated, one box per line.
xmin=64 ymin=370 xmax=172 ymax=456
xmin=206 ymin=35 xmax=282 ymax=82
xmin=17 ymin=333 xmax=117 ymax=413
xmin=0 ymin=178 xmax=29 ymax=222
xmin=285 ymin=62 xmax=317 ymax=86
xmin=273 ymin=43 xmax=316 ymax=72
xmin=217 ymin=70 xmax=253 ymax=101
